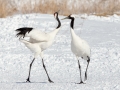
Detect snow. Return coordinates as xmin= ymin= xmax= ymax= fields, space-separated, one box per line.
xmin=80 ymin=14 xmax=120 ymax=23
xmin=0 ymin=13 xmax=120 ymax=90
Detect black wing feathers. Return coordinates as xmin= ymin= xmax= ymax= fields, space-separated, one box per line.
xmin=16 ymin=27 xmax=33 ymax=38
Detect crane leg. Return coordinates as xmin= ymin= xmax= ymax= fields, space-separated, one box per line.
xmin=84 ymin=56 xmax=90 ymax=81
xmin=42 ymin=59 xmax=54 ymax=83
xmin=26 ymin=58 xmax=35 ymax=82
xmin=77 ymin=59 xmax=84 ymax=84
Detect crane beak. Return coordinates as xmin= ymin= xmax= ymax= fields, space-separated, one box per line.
xmin=61 ymin=16 xmax=69 ymax=20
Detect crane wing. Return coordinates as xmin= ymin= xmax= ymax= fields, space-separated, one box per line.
xmin=29 ymin=29 xmax=49 ymax=43
xmin=16 ymin=27 xmax=49 ymax=43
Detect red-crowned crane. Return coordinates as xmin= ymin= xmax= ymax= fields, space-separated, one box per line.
xmin=62 ymin=15 xmax=91 ymax=84
xmin=16 ymin=12 xmax=61 ymax=83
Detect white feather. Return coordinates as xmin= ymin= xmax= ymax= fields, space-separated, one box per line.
xmin=25 ymin=29 xmax=48 ymax=42
xmin=70 ymin=28 xmax=90 ymax=60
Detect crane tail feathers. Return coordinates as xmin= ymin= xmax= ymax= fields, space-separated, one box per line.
xmin=15 ymin=27 xmax=33 ymax=38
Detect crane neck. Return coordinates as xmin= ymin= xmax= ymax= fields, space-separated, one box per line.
xmin=70 ymin=18 xmax=76 ymax=40
xmin=56 ymin=16 xmax=61 ymax=29
xmin=70 ymin=18 xmax=74 ymax=29
xmin=48 ymin=16 xmax=61 ymax=39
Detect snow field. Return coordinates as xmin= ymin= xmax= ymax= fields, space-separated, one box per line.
xmin=0 ymin=14 xmax=120 ymax=90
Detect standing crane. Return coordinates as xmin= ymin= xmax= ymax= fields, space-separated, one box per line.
xmin=62 ymin=15 xmax=91 ymax=84
xmin=16 ymin=12 xmax=61 ymax=83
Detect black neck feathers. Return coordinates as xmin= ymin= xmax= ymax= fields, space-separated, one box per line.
xmin=56 ymin=15 xmax=61 ymax=29
xmin=70 ymin=18 xmax=74 ymax=29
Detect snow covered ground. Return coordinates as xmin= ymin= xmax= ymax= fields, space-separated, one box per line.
xmin=0 ymin=13 xmax=120 ymax=90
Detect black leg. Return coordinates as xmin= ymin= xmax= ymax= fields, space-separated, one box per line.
xmin=26 ymin=58 xmax=35 ymax=82
xmin=84 ymin=56 xmax=90 ymax=81
xmin=42 ymin=59 xmax=53 ymax=83
xmin=77 ymin=60 xmax=84 ymax=84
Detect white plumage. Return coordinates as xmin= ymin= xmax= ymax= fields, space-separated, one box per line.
xmin=16 ymin=12 xmax=61 ymax=83
xmin=62 ymin=15 xmax=91 ymax=84
xmin=21 ymin=28 xmax=60 ymax=52
xmin=70 ymin=28 xmax=90 ymax=60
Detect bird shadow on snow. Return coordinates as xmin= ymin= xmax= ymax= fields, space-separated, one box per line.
xmin=16 ymin=82 xmax=47 ymax=84
xmin=15 ymin=81 xmax=86 ymax=84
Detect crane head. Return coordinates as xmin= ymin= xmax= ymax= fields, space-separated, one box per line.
xmin=61 ymin=14 xmax=75 ymax=20
xmin=54 ymin=12 xmax=58 ymax=19
xmin=54 ymin=10 xmax=60 ymax=19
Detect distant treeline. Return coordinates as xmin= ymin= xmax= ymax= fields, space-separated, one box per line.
xmin=0 ymin=0 xmax=120 ymax=18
